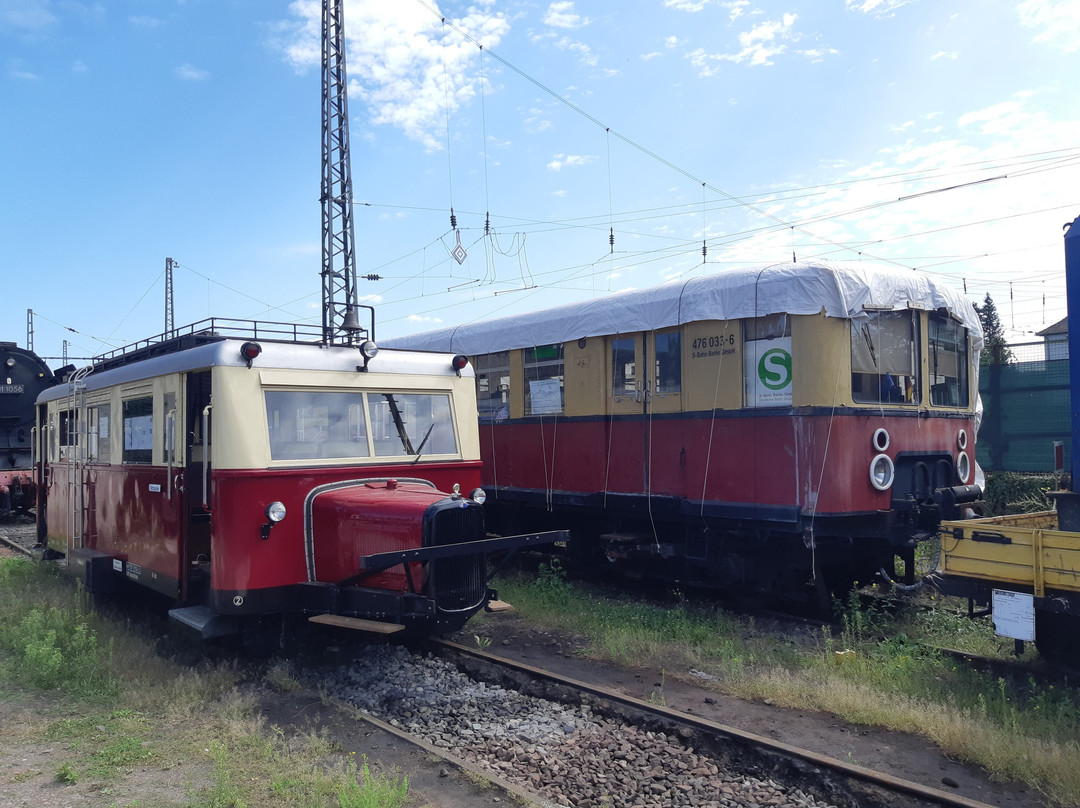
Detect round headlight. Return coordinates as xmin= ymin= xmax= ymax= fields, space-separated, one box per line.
xmin=872 ymin=427 xmax=890 ymax=452
xmin=360 ymin=340 xmax=379 ymax=360
xmin=957 ymin=428 xmax=968 ymax=450
xmin=470 ymin=487 xmax=487 ymax=504
xmin=265 ymin=501 xmax=287 ymax=523
xmin=869 ymin=454 xmax=895 ymax=491
xmin=956 ymin=451 xmax=971 ymax=483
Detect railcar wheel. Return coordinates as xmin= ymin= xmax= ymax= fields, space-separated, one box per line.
xmin=1035 ymin=611 xmax=1080 ymax=667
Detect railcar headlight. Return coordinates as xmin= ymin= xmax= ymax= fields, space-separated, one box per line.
xmin=265 ymin=501 xmax=287 ymax=523
xmin=869 ymin=454 xmax=895 ymax=491
xmin=470 ymin=487 xmax=487 ymax=504
xmin=957 ymin=429 xmax=968 ymax=450
xmin=956 ymin=452 xmax=971 ymax=484
xmin=872 ymin=428 xmax=890 ymax=452
xmin=359 ymin=340 xmax=379 ymax=361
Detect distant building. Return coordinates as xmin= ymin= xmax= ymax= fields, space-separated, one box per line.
xmin=1037 ymin=317 xmax=1069 ymax=360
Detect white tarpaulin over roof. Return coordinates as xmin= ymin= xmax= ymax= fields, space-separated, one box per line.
xmin=383 ymin=260 xmax=983 ymax=356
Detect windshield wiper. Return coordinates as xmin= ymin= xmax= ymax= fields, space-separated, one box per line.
xmin=412 ymin=423 xmax=435 ymax=464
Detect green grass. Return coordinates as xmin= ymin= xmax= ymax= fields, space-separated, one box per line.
xmin=0 ymin=556 xmax=409 ymax=807
xmin=495 ymin=560 xmax=1080 ymax=806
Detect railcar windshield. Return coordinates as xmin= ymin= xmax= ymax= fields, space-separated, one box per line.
xmin=851 ymin=311 xmax=918 ymax=405
xmin=928 ymin=314 xmax=969 ymax=407
xmin=264 ymin=390 xmax=457 ymax=462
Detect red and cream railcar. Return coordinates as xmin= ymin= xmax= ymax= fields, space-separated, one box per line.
xmin=385 ymin=261 xmax=984 ymax=602
xmin=35 ymin=321 xmax=557 ymax=637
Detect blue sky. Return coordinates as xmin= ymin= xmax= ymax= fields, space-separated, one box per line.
xmin=3 ymin=0 xmax=1079 ymax=363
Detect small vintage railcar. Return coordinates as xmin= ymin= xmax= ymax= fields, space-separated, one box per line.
xmin=1 ymin=342 xmax=62 ymax=518
xmin=385 ymin=261 xmax=984 ymax=603
xmin=34 ymin=321 xmax=558 ymax=638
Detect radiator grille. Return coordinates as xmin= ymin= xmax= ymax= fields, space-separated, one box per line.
xmin=426 ymin=502 xmax=487 ymax=613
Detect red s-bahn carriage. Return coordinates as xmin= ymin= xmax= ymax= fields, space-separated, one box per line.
xmin=385 ymin=261 xmax=985 ymax=604
xmin=34 ymin=321 xmax=560 ymax=638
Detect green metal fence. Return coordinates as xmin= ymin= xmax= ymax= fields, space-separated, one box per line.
xmin=976 ymin=341 xmax=1071 ymax=473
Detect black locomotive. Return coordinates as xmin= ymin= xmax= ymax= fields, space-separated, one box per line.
xmin=1 ymin=343 xmax=62 ymax=517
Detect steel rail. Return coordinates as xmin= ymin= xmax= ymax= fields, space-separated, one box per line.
xmin=432 ymin=638 xmax=1000 ymax=808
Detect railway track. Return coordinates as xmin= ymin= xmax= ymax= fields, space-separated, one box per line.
xmin=306 ymin=638 xmax=1005 ymax=808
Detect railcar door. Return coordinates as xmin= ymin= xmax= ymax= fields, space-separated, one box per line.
xmin=181 ymin=370 xmax=212 ymax=604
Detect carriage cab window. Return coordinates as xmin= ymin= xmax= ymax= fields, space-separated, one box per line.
xmin=928 ymin=314 xmax=969 ymax=407
xmin=525 ymin=344 xmax=564 ymax=415
xmin=265 ymin=391 xmax=371 ymax=461
xmin=851 ymin=311 xmax=918 ymax=405
xmin=369 ymin=393 xmax=457 ymax=457
xmin=654 ymin=330 xmax=682 ymax=394
xmin=474 ymin=352 xmax=510 ymax=423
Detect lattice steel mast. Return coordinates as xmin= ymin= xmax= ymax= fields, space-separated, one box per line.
xmin=320 ymin=0 xmax=362 ymax=345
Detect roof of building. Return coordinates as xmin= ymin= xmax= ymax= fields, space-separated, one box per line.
xmin=1037 ymin=316 xmax=1068 ymax=337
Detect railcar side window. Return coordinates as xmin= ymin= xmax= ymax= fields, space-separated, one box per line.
xmin=88 ymin=404 xmax=111 ymax=463
xmin=654 ymin=330 xmax=682 ymax=394
xmin=474 ymin=351 xmax=511 ymax=423
xmin=265 ymin=391 xmax=371 ymax=461
xmin=122 ymin=397 xmax=154 ymax=464
xmin=850 ymin=311 xmax=918 ymax=405
xmin=525 ymin=344 xmax=564 ymax=415
xmin=611 ymin=337 xmax=636 ymax=396
xmin=928 ymin=314 xmax=969 ymax=407
xmin=59 ymin=409 xmax=76 ymax=460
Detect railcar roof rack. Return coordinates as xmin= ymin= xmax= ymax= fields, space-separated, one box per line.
xmin=92 ymin=318 xmax=366 ymax=371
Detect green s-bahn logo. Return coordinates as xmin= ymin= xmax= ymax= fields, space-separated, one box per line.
xmin=758 ymin=348 xmax=792 ymax=391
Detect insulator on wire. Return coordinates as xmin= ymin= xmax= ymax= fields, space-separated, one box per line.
xmin=450 ymin=208 xmax=457 ymax=230
xmin=609 ymin=227 xmax=614 ymax=253
xmin=702 ymin=240 xmax=707 ymax=263
xmin=485 ymin=212 xmax=490 ymax=236
xmin=362 ymin=274 xmax=382 ymax=281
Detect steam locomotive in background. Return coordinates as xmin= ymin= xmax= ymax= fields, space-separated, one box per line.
xmin=0 ymin=342 xmax=63 ymax=518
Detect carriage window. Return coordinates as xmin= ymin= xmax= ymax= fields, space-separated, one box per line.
xmin=525 ymin=344 xmax=564 ymax=415
xmin=265 ymin=391 xmax=370 ymax=461
xmin=474 ymin=351 xmax=511 ymax=423
xmin=743 ymin=315 xmax=793 ymax=407
xmin=58 ymin=409 xmax=76 ymax=460
xmin=929 ymin=314 xmax=969 ymax=407
xmin=369 ymin=393 xmax=457 ymax=457
xmin=122 ymin=397 xmax=153 ymax=464
xmin=851 ymin=311 xmax=918 ymax=405
xmin=654 ymin=330 xmax=682 ymax=394
xmin=611 ymin=337 xmax=636 ymax=396
xmin=89 ymin=404 xmax=111 ymax=463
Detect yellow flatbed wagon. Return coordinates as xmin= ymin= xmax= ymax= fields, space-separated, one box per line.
xmin=937 ymin=509 xmax=1080 ymax=663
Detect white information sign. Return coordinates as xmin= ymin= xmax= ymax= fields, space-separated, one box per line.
xmin=529 ymin=378 xmax=563 ymax=414
xmin=992 ymin=589 xmax=1035 ymax=642
xmin=744 ymin=336 xmax=793 ymax=407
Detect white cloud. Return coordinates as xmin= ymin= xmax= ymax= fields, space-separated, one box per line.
xmin=547 ymin=153 xmax=595 ymax=171
xmin=930 ymin=50 xmax=958 ymax=60
xmin=275 ymin=0 xmax=511 ymax=152
xmin=845 ymin=0 xmax=913 ymax=16
xmin=1 ymin=0 xmax=56 ymax=32
xmin=1018 ymin=0 xmax=1080 ymax=52
xmin=640 ymin=51 xmax=663 ymax=61
xmin=175 ymin=63 xmax=209 ymax=80
xmin=543 ymin=2 xmax=588 ymax=29
xmin=687 ymin=14 xmax=800 ymax=73
xmin=408 ymin=314 xmax=444 ymax=323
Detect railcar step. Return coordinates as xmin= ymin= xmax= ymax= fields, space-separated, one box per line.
xmin=168 ymin=605 xmax=238 ymax=639
xmin=308 ymin=614 xmax=405 ymax=634
xmin=485 ymin=599 xmax=514 ymax=612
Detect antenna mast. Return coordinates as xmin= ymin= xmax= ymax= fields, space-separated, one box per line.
xmin=321 ymin=0 xmax=362 ymax=345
